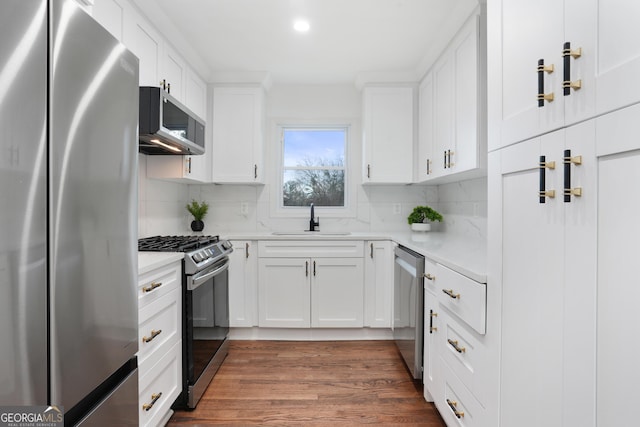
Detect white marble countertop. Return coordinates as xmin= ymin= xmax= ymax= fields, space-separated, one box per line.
xmin=138 ymin=252 xmax=184 ymax=275
xmin=222 ymin=231 xmax=487 ymax=283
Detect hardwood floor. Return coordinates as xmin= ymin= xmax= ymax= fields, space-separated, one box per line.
xmin=168 ymin=340 xmax=447 ymax=426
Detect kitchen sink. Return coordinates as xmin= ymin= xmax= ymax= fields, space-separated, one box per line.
xmin=271 ymin=231 xmax=351 ymax=236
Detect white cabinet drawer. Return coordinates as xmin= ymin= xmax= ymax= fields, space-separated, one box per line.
xmin=258 ymin=240 xmax=364 ymax=258
xmin=436 ymin=264 xmax=486 ymax=334
xmin=139 ymin=341 xmax=182 ymax=427
xmin=138 ymin=287 xmax=181 ymax=366
xmin=138 ymin=260 xmax=181 ymax=308
xmin=437 ymin=360 xmax=483 ymax=427
xmin=439 ymin=309 xmax=487 ymax=407
xmin=424 ymin=258 xmax=439 ymax=294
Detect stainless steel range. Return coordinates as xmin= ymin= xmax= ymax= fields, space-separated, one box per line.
xmin=138 ymin=235 xmax=233 ymax=409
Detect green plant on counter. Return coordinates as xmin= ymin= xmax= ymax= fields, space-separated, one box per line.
xmin=186 ymin=200 xmax=209 ymax=221
xmin=407 ymin=205 xmax=443 ymax=224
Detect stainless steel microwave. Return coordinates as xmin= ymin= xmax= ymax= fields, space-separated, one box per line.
xmin=138 ymin=86 xmax=205 ymax=155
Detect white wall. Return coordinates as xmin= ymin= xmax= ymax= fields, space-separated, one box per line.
xmin=138 ymin=84 xmax=486 ymax=238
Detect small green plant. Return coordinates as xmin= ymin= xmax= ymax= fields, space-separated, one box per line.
xmin=407 ymin=205 xmax=443 ymax=224
xmin=186 ymin=200 xmax=209 ymax=221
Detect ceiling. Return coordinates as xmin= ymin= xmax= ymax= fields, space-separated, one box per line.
xmin=138 ymin=0 xmax=479 ymax=85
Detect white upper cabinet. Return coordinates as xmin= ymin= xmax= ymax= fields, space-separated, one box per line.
xmin=185 ymin=69 xmax=207 ymax=120
xmin=123 ymin=9 xmax=162 ymax=88
xmin=362 ymin=86 xmax=415 ymax=184
xmin=162 ymin=43 xmax=186 ymax=103
xmin=91 ymin=0 xmax=126 ymax=41
xmin=489 ymin=0 xmax=640 ymax=150
xmin=211 ymin=87 xmax=265 ymax=184
xmin=417 ymin=10 xmax=486 ymax=183
xmin=416 ymin=71 xmax=435 ymax=182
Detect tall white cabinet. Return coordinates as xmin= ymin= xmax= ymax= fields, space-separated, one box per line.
xmin=489 ymin=0 xmax=640 ymax=151
xmin=488 ymin=2 xmax=640 ymax=426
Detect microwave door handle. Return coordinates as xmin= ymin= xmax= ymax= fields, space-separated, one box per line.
xmin=188 ymin=259 xmax=230 ymax=291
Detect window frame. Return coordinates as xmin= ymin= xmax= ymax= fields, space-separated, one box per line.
xmin=270 ymin=121 xmax=356 ymax=219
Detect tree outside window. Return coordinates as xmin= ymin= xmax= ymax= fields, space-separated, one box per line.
xmin=281 ymin=127 xmax=346 ymax=207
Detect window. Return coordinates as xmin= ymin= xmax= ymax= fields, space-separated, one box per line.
xmin=281 ymin=127 xmax=347 ymax=208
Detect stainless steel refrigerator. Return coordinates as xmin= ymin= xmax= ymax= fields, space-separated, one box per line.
xmin=0 ymin=0 xmax=139 ymax=425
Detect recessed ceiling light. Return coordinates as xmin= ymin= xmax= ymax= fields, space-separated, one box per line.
xmin=293 ymin=19 xmax=310 ymax=32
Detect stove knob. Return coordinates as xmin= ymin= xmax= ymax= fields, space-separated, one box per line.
xmin=192 ymin=253 xmax=201 ymax=263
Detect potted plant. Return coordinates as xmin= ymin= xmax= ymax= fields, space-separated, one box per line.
xmin=186 ymin=200 xmax=209 ymax=232
xmin=407 ymin=205 xmax=443 ymax=232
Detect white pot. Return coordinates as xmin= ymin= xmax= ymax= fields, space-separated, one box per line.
xmin=411 ymin=223 xmax=431 ymax=232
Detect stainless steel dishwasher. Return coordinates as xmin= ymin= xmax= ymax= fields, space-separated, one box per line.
xmin=393 ymin=245 xmax=425 ymax=380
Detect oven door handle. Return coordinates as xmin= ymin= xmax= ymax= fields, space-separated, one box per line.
xmin=188 ymin=259 xmax=230 ymax=291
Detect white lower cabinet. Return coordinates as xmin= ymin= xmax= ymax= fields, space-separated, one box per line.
xmin=137 ymin=260 xmax=182 ymax=427
xmin=364 ymin=240 xmax=394 ymax=328
xmin=228 ymin=240 xmax=258 ymax=327
xmin=423 ymin=258 xmax=489 ymax=426
xmin=257 ymin=240 xmax=365 ymax=328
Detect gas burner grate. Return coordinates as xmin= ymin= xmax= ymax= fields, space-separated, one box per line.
xmin=138 ymin=235 xmax=219 ymax=252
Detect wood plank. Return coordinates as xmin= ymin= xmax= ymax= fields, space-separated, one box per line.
xmin=168 ymin=340 xmax=446 ymax=426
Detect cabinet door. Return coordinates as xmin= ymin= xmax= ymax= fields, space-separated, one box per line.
xmin=258 ymin=258 xmax=310 ymax=327
xmin=452 ymin=15 xmax=480 ymax=173
xmin=162 ymin=43 xmax=185 ymax=103
xmin=497 ymin=123 xmax=596 ymax=427
xmin=211 ymin=87 xmax=264 ymax=183
xmin=91 ymin=0 xmax=126 ymax=41
xmin=416 ymin=72 xmax=434 ymax=182
xmin=432 ymin=56 xmax=454 ymax=177
xmin=595 ymin=104 xmax=640 ymax=427
xmin=362 ymin=87 xmax=414 ymax=183
xmin=489 ymin=0 xmax=564 ymax=148
xmin=185 ymin=69 xmax=206 ymax=120
xmin=364 ymin=241 xmax=392 ymax=328
xmin=124 ymin=11 xmax=162 ymax=87
xmin=498 ymin=133 xmax=565 ymax=427
xmin=228 ymin=241 xmax=257 ymax=327
xmin=591 ymin=0 xmax=640 ymax=116
xmin=311 ymin=257 xmax=364 ymax=328
xmin=423 ymin=284 xmax=439 ymax=403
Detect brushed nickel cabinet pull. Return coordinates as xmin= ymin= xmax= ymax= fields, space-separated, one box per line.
xmin=246 ymin=242 xmax=250 ymax=259
xmin=142 ymin=329 xmax=162 ymax=343
xmin=305 ymin=261 xmax=309 ymax=277
xmin=142 ymin=281 xmax=162 ymax=293
xmin=313 ymin=260 xmax=316 ymax=276
xmin=254 ymin=164 xmax=258 ymax=179
xmin=370 ymin=243 xmax=374 ymax=258
xmin=367 ymin=164 xmax=371 ymax=178
xmin=142 ymin=392 xmax=163 ymax=411
xmin=424 ymin=273 xmax=435 ymax=281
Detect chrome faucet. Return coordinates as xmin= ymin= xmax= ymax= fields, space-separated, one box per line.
xmin=309 ymin=203 xmax=320 ymax=232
